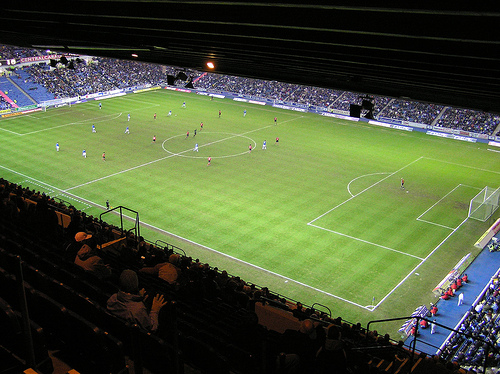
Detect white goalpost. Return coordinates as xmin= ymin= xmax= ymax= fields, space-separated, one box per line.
xmin=468 ymin=186 xmax=500 ymax=222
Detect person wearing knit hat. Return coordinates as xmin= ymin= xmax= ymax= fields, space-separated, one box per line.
xmin=107 ymin=269 xmax=167 ymax=331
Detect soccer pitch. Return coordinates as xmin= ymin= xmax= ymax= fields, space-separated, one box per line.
xmin=1 ymin=89 xmax=499 ymax=334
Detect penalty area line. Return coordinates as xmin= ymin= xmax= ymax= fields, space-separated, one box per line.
xmin=308 ymin=223 xmax=425 ymax=261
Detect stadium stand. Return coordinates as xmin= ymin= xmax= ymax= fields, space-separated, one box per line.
xmin=436 ymin=107 xmax=500 ymax=135
xmin=10 ymin=69 xmax=55 ymax=103
xmin=0 ymin=76 xmax=34 ymax=107
xmin=1 ymin=44 xmax=499 ymax=136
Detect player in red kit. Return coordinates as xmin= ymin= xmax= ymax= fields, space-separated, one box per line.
xmin=186 ymin=131 xmax=189 ymax=138
xmin=249 ymin=144 xmax=252 ymax=153
xmin=275 ymin=137 xmax=279 ymax=144
xmin=102 ymin=152 xmax=106 ymax=161
xmin=274 ymin=117 xmax=277 ymax=125
xmin=207 ymin=157 xmax=211 ymax=166
xmin=401 ymin=178 xmax=405 ymax=190
xmin=152 ymin=135 xmax=156 ymax=143
xmin=218 ymin=110 xmax=221 ymax=118
xmin=154 ymin=113 xmax=156 ymax=119
xmin=200 ymin=122 xmax=203 ymax=130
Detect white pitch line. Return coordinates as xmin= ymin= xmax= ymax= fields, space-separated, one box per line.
xmin=308 ymin=223 xmax=425 ymax=260
xmin=416 ymin=218 xmax=455 ymax=230
xmin=416 ymin=184 xmax=463 ymax=221
xmin=423 ymin=156 xmax=500 ymax=175
xmin=0 ymin=163 xmax=373 ymax=310
xmin=0 ymin=126 xmax=22 ymax=135
xmin=133 ymin=219 xmax=373 ymax=310
xmin=347 ymin=172 xmax=391 ymax=197
xmin=309 ymin=156 xmax=424 ymax=225
xmin=372 ymin=215 xmax=470 ymax=310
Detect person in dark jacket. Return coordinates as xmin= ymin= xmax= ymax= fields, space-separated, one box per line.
xmin=107 ymin=269 xmax=167 ymax=331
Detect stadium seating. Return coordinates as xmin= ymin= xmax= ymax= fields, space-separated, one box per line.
xmin=9 ymin=70 xmax=55 ymax=103
xmin=0 ymin=76 xmax=34 ymax=106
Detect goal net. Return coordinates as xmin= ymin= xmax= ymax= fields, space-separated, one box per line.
xmin=468 ymin=186 xmax=500 ymax=221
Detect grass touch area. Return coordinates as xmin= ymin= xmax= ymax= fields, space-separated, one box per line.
xmin=1 ymin=89 xmax=500 ymax=336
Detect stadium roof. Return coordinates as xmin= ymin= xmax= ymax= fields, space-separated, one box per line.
xmin=1 ymin=1 xmax=499 ymax=112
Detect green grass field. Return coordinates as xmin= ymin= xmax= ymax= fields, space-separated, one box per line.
xmin=1 ymin=89 xmax=499 ymax=336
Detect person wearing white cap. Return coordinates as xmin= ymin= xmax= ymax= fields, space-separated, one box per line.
xmin=75 ymin=231 xmax=92 ymax=242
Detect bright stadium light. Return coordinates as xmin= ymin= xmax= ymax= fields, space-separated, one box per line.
xmin=206 ymin=61 xmax=215 ymax=69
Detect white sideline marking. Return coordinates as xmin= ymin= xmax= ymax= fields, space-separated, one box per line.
xmin=308 ymin=223 xmax=424 ymax=260
xmin=309 ymin=157 xmax=423 ymax=225
xmin=487 ymin=148 xmax=500 ymax=153
xmin=372 ymin=216 xmax=470 ymax=310
xmin=0 ymin=163 xmax=373 ymax=311
xmin=66 ymin=116 xmax=304 ymax=191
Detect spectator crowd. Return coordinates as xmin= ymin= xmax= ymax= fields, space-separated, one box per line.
xmin=1 ymin=44 xmax=499 ymax=136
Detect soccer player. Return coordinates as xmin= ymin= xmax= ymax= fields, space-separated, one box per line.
xmin=92 ymin=124 xmax=96 ymax=133
xmin=401 ymin=178 xmax=405 ymax=189
xmin=207 ymin=156 xmax=211 ymax=166
xmin=106 ymin=199 xmax=110 ymax=210
xmin=249 ymin=144 xmax=252 ymax=153
xmin=182 ymin=101 xmax=186 ymax=108
xmin=274 ymin=117 xmax=277 ymax=125
xmin=194 ymin=129 xmax=197 ymax=137
xmin=200 ymin=122 xmax=204 ymax=130
xmin=56 ymin=142 xmax=59 ymax=152
xmin=194 ymin=143 xmax=198 ymax=152
xmin=125 ymin=126 xmax=130 ymax=134
xmin=168 ymin=110 xmax=172 ymax=117
xmin=218 ymin=110 xmax=221 ymax=118
xmin=127 ymin=113 xmax=131 ymax=121
xmin=99 ymin=102 xmax=102 ymax=109
xmin=152 ymin=135 xmax=156 ymax=143
xmin=154 ymin=113 xmax=156 ymax=120
xmin=186 ymin=131 xmax=189 ymax=138
xmin=102 ymin=152 xmax=106 ymax=161
xmin=243 ymin=109 xmax=247 ymax=117
xmin=262 ymin=140 xmax=266 ymax=150
xmin=82 ymin=149 xmax=87 ymax=158
xmin=275 ymin=137 xmax=279 ymax=144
